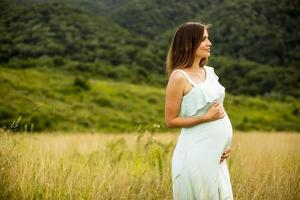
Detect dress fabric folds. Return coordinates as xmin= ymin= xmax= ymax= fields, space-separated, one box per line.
xmin=172 ymin=66 xmax=234 ymax=200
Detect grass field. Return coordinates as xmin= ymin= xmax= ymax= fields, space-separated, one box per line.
xmin=0 ymin=131 xmax=299 ymax=200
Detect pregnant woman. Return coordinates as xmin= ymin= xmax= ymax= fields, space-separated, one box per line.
xmin=165 ymin=22 xmax=234 ymax=200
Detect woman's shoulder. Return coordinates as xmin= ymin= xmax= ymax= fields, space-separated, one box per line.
xmin=169 ymin=69 xmax=186 ymax=80
xmin=167 ymin=69 xmax=189 ymax=87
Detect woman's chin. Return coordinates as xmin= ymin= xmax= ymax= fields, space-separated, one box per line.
xmin=197 ymin=52 xmax=211 ymax=58
xmin=204 ymin=51 xmax=211 ymax=57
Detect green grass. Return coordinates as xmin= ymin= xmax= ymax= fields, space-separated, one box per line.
xmin=0 ymin=67 xmax=299 ymax=132
xmin=224 ymin=95 xmax=300 ymax=131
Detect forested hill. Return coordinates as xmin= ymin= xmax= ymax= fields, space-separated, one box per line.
xmin=1 ymin=0 xmax=299 ymax=97
xmin=18 ymin=0 xmax=298 ymax=68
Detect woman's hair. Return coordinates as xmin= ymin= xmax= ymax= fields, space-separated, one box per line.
xmin=166 ymin=22 xmax=211 ymax=75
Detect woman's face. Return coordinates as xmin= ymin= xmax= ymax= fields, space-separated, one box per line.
xmin=195 ymin=29 xmax=212 ymax=58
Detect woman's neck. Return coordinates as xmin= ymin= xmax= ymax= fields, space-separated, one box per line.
xmin=188 ymin=57 xmax=203 ymax=72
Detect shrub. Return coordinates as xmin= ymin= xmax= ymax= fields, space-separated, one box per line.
xmin=73 ymin=77 xmax=90 ymax=90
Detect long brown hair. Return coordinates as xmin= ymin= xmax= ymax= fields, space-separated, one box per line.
xmin=166 ymin=22 xmax=211 ymax=75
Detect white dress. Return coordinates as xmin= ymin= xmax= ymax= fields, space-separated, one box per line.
xmin=172 ymin=66 xmax=234 ymax=200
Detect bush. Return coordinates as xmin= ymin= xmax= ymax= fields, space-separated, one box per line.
xmin=7 ymin=58 xmax=37 ymax=68
xmin=73 ymin=77 xmax=90 ymax=90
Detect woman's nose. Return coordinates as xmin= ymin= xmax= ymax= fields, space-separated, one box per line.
xmin=207 ymin=39 xmax=212 ymax=46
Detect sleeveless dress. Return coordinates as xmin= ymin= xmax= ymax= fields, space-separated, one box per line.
xmin=172 ymin=66 xmax=234 ymax=200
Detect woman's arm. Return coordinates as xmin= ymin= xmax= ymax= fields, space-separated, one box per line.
xmin=164 ymin=71 xmax=225 ymax=128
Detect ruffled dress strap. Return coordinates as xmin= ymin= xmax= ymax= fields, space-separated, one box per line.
xmin=173 ymin=69 xmax=196 ymax=87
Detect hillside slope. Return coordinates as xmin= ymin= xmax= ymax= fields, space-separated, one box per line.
xmin=1 ymin=0 xmax=299 ymax=98
xmin=1 ymin=67 xmax=299 ymax=132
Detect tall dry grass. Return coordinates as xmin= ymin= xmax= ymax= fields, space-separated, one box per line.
xmin=0 ymin=131 xmax=299 ymax=200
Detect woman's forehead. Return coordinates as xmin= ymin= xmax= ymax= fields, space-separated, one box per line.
xmin=203 ymin=29 xmax=209 ymax=36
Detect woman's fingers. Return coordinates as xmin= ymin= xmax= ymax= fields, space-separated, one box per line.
xmin=220 ymin=110 xmax=225 ymax=118
xmin=211 ymin=101 xmax=218 ymax=106
xmin=221 ymin=153 xmax=230 ymax=159
xmin=219 ymin=110 xmax=225 ymax=118
xmin=222 ymin=148 xmax=230 ymax=157
xmin=220 ymin=147 xmax=231 ymax=162
xmin=224 ymin=147 xmax=231 ymax=154
xmin=217 ymin=104 xmax=225 ymax=118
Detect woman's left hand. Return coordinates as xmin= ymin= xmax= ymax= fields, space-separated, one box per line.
xmin=220 ymin=146 xmax=231 ymax=163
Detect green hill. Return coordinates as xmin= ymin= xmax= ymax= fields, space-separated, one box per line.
xmin=1 ymin=67 xmax=299 ymax=132
xmin=1 ymin=0 xmax=299 ymax=97
xmin=0 ymin=1 xmax=148 ymax=66
xmin=0 ymin=66 xmax=165 ymax=132
xmin=0 ymin=0 xmax=299 ymax=132
xmin=77 ymin=0 xmax=299 ymax=68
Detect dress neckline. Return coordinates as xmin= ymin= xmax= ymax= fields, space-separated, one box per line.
xmin=180 ymin=66 xmax=208 ymax=86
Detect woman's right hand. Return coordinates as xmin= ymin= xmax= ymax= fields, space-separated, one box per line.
xmin=204 ymin=101 xmax=225 ymax=122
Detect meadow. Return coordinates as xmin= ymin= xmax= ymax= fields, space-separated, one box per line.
xmin=0 ymin=131 xmax=299 ymax=200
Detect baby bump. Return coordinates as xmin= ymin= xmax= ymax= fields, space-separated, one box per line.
xmin=173 ymin=133 xmax=231 ymax=188
xmin=181 ymin=113 xmax=233 ymax=146
xmin=172 ymin=114 xmax=233 ymax=179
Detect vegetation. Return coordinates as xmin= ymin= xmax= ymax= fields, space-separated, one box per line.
xmin=0 ymin=1 xmax=298 ymax=198
xmin=0 ymin=67 xmax=299 ymax=132
xmin=0 ymin=132 xmax=299 ymax=199
xmin=0 ymin=0 xmax=299 ymax=132
xmin=1 ymin=0 xmax=299 ymax=97
xmin=0 ymin=67 xmax=165 ymax=132
xmin=209 ymin=56 xmax=300 ymax=97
